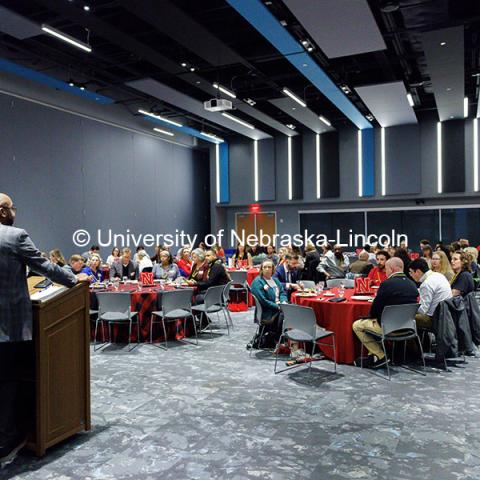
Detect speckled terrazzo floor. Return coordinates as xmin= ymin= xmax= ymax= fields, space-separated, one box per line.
xmin=3 ymin=309 xmax=480 ymax=480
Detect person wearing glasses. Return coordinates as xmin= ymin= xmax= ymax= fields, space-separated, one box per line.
xmin=0 ymin=193 xmax=88 ymax=467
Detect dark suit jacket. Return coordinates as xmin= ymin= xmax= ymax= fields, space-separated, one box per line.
xmin=370 ymin=273 xmax=418 ymax=325
xmin=274 ymin=264 xmax=300 ymax=289
xmin=0 ymin=224 xmax=77 ymax=342
xmin=109 ymin=260 xmax=138 ymax=280
xmin=196 ymin=261 xmax=230 ymax=292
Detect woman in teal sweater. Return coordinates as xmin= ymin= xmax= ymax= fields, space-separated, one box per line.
xmin=251 ymin=260 xmax=288 ymax=323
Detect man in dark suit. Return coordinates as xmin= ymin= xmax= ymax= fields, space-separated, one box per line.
xmin=109 ymin=247 xmax=138 ymax=281
xmin=274 ymin=254 xmax=301 ymax=299
xmin=352 ymin=257 xmax=418 ymax=368
xmin=0 ymin=193 xmax=88 ymax=467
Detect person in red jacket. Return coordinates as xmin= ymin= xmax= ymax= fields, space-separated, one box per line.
xmin=367 ymin=250 xmax=390 ymax=286
xmin=177 ymin=247 xmax=193 ymax=276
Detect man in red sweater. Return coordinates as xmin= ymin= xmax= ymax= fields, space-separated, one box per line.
xmin=367 ymin=250 xmax=390 ymax=286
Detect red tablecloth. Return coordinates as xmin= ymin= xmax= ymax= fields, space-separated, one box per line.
xmin=90 ymin=283 xmax=195 ymax=343
xmin=292 ymin=288 xmax=372 ymax=364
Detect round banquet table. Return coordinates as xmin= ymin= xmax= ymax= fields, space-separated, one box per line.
xmin=90 ymin=283 xmax=195 ymax=344
xmin=291 ymin=288 xmax=373 ymax=364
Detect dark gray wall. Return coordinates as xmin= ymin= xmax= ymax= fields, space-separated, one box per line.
xmin=0 ymin=93 xmax=210 ymax=257
xmin=210 ymin=114 xmax=480 ymax=244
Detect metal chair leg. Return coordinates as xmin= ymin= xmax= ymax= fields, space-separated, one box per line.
xmin=332 ymin=334 xmax=337 ymax=373
xmin=162 ymin=317 xmax=168 ymax=349
xmin=381 ymin=339 xmax=390 ymax=381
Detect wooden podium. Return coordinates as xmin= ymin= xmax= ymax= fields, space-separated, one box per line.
xmin=27 ymin=278 xmax=91 ymax=456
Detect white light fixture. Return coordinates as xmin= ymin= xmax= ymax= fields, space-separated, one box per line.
xmin=474 ymin=119 xmax=479 ymax=192
xmin=440 ymin=41 xmax=446 ymax=46
xmin=190 ymin=67 xmax=195 ymax=72
xmin=181 ymin=62 xmax=187 ymax=67
xmin=381 ymin=127 xmax=386 ymax=196
xmin=406 ymin=93 xmax=414 ymax=107
xmin=83 ymin=5 xmax=90 ymax=11
xmin=68 ymin=81 xmax=74 ymax=87
xmin=138 ymin=109 xmax=183 ymax=127
xmin=358 ymin=130 xmax=363 ymax=197
xmin=200 ymin=131 xmax=224 ymax=143
xmin=316 ymin=134 xmax=321 ymax=199
xmin=153 ymin=127 xmax=174 ymax=137
xmin=215 ymin=144 xmax=220 ymax=203
xmin=212 ymin=82 xmax=236 ymax=99
xmin=464 ymin=97 xmax=469 ymax=118
xmin=437 ymin=122 xmax=442 ymax=194
xmin=282 ymin=87 xmax=306 ymax=107
xmin=79 ymin=86 xmax=85 ymax=91
xmin=41 ymin=24 xmax=92 ymax=52
xmin=366 ymin=114 xmax=374 ymax=121
xmin=341 ymin=84 xmax=351 ymax=94
xmin=288 ymin=137 xmax=293 ymax=200
xmin=244 ymin=98 xmax=256 ymax=106
xmin=254 ymin=140 xmax=259 ymax=202
xmin=319 ymin=115 xmax=331 ymax=127
xmin=286 ymin=124 xmax=296 ymax=130
xmin=301 ymin=40 xmax=308 ymax=46
xmin=221 ymin=112 xmax=255 ymax=129
xmin=307 ymin=46 xmax=313 ymax=52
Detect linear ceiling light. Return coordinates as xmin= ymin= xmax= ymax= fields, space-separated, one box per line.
xmin=41 ymin=24 xmax=92 ymax=52
xmin=201 ymin=131 xmax=224 ymax=142
xmin=213 ymin=82 xmax=236 ymax=99
xmin=437 ymin=122 xmax=442 ymax=194
xmin=153 ymin=127 xmax=174 ymax=137
xmin=406 ymin=93 xmax=414 ymax=107
xmin=464 ymin=97 xmax=469 ymax=118
xmin=221 ymin=112 xmax=255 ymax=129
xmin=282 ymin=87 xmax=306 ymax=107
xmin=138 ymin=109 xmax=183 ymax=127
xmin=319 ymin=115 xmax=331 ymax=127
xmin=316 ymin=134 xmax=321 ymax=199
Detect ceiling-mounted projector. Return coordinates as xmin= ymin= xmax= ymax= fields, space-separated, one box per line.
xmin=204 ymin=98 xmax=232 ymax=112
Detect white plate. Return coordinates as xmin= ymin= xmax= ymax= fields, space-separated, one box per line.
xmin=323 ymin=292 xmax=335 ymax=296
xmin=351 ymin=295 xmax=373 ymax=301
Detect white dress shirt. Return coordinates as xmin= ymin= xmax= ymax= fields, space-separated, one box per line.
xmin=418 ymin=270 xmax=452 ymax=316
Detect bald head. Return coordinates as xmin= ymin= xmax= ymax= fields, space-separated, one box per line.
xmin=385 ymin=257 xmax=404 ymax=277
xmin=358 ymin=251 xmax=369 ymax=261
xmin=0 ymin=193 xmax=15 ymax=226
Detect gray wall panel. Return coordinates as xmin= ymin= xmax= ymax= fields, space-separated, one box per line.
xmin=258 ymin=138 xmax=275 ymax=201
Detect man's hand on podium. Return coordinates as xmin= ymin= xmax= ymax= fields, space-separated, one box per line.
xmin=76 ymin=273 xmax=91 ymax=282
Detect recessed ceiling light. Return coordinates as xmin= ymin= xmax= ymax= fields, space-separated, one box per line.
xmin=440 ymin=41 xmax=446 ymax=46
xmin=450 ymin=115 xmax=454 ymax=119
xmin=301 ymin=40 xmax=308 ymax=46
xmin=190 ymin=67 xmax=195 ymax=72
xmin=302 ymin=63 xmax=308 ymax=67
xmin=286 ymin=124 xmax=296 ymax=130
xmin=280 ymin=20 xmax=287 ymax=26
xmin=292 ymin=107 xmax=296 ymax=110
xmin=244 ymin=98 xmax=256 ymax=106
xmin=196 ymin=81 xmax=201 ymax=84
xmin=307 ymin=46 xmax=313 ymax=52
xmin=79 ymin=86 xmax=85 ymax=90
xmin=83 ymin=5 xmax=90 ymax=11
xmin=446 ymin=87 xmax=452 ymax=91
xmin=181 ymin=62 xmax=187 ymax=67
xmin=366 ymin=114 xmax=374 ymax=121
xmin=68 ymin=81 xmax=74 ymax=87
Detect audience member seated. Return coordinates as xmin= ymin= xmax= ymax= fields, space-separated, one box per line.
xmin=303 ymin=242 xmax=320 ymax=280
xmin=277 ymin=247 xmax=289 ymax=266
xmin=187 ymin=249 xmax=230 ymax=302
xmin=81 ymin=253 xmax=104 ymax=283
xmin=133 ymin=245 xmax=146 ymax=264
xmin=137 ymin=250 xmax=153 ymax=273
xmin=176 ymin=247 xmax=193 ymax=276
xmin=188 ymin=248 xmax=209 ymax=284
xmin=250 ymin=259 xmax=288 ymax=341
xmin=419 ymin=239 xmax=431 ymax=251
xmin=250 ymin=244 xmax=268 ymax=266
xmin=367 ymin=250 xmax=390 ymax=286
xmin=408 ymin=258 xmax=452 ymax=330
xmin=274 ymin=254 xmax=301 ymax=298
xmin=153 ymin=250 xmax=179 ymax=280
xmin=249 ymin=244 xmax=265 ymax=258
xmin=431 ymin=250 xmax=454 ymax=282
xmin=317 ymin=243 xmax=348 ymax=279
xmin=465 ymin=247 xmax=479 ymax=278
xmin=422 ymin=245 xmax=433 ymax=268
xmin=394 ymin=247 xmax=412 ymax=280
xmin=81 ymin=244 xmax=100 ymax=262
xmin=110 ymin=247 xmax=138 ymax=280
xmin=353 ymin=257 xmax=418 ymax=368
xmin=231 ymin=243 xmax=253 ymax=268
xmin=213 ymin=243 xmax=226 ymax=263
xmin=362 ymin=244 xmax=377 ymax=263
xmin=106 ymin=247 xmax=121 ymax=267
xmin=49 ymin=249 xmax=66 ymax=268
xmin=399 ymin=240 xmax=411 ymax=253
xmin=64 ymin=254 xmax=85 ymax=275
xmin=451 ymin=250 xmax=474 ymax=297
xmin=265 ymin=245 xmax=279 ymax=266
xmin=349 ymin=251 xmax=373 ymax=276
xmin=150 ymin=245 xmax=162 ymax=264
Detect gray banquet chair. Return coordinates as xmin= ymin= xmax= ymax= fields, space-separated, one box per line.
xmin=192 ymin=285 xmax=230 ymax=337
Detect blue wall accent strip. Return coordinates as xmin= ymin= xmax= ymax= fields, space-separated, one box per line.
xmin=0 ymin=58 xmax=114 ymax=104
xmin=219 ymin=142 xmax=230 ymax=203
xmin=361 ymin=129 xmax=375 ymax=197
xmin=226 ymin=0 xmax=372 ymax=130
xmin=142 ymin=115 xmax=224 ymax=144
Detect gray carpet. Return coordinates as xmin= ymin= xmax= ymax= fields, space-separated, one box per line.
xmin=3 ymin=310 xmax=480 ymax=480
